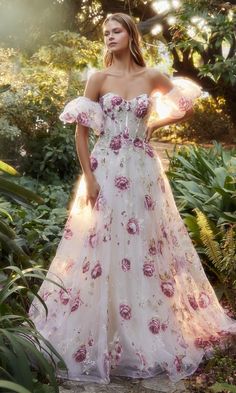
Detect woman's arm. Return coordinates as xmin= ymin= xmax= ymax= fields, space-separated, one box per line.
xmin=75 ymin=72 xmax=104 ymax=207
xmin=145 ymin=71 xmax=194 ymax=142
xmin=145 ymin=108 xmax=193 ymax=142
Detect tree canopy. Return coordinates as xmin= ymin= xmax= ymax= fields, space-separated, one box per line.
xmin=0 ymin=0 xmax=235 ymax=122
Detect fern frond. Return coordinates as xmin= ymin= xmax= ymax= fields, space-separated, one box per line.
xmin=221 ymin=225 xmax=236 ymax=274
xmin=195 ymin=209 xmax=223 ymax=270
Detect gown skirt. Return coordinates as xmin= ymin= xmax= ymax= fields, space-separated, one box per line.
xmin=29 ymin=80 xmax=236 ymax=384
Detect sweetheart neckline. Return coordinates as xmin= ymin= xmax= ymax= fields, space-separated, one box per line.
xmin=99 ymin=92 xmax=150 ymax=102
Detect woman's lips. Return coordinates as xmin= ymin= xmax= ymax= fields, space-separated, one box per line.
xmin=108 ymin=42 xmax=117 ymax=46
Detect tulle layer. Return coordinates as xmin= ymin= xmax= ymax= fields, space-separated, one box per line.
xmin=29 ymin=142 xmax=236 ymax=384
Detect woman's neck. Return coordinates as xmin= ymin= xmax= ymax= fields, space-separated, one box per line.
xmin=109 ymin=53 xmax=143 ymax=75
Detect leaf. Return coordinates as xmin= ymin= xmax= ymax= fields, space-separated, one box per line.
xmin=210 ymin=382 xmax=236 ymax=392
xmin=0 ymin=177 xmax=44 ymax=205
xmin=0 ymin=161 xmax=20 ymax=176
xmin=0 ymin=381 xmax=31 ymax=393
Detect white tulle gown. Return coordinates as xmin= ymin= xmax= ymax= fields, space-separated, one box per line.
xmin=28 ymin=78 xmax=236 ymax=384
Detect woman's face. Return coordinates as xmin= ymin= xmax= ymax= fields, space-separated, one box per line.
xmin=103 ymin=20 xmax=130 ymax=53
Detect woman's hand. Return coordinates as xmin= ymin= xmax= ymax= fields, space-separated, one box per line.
xmin=84 ymin=173 xmax=100 ymax=208
xmin=145 ymin=124 xmax=156 ymax=143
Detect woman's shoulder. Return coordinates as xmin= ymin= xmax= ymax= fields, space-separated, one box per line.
xmin=87 ymin=70 xmax=107 ymax=83
xmin=146 ymin=67 xmax=170 ymax=80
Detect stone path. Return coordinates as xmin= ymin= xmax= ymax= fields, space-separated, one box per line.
xmin=59 ymin=142 xmax=190 ymax=393
xmin=59 ymin=373 xmax=188 ymax=393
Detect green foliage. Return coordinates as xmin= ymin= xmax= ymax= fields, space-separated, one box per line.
xmin=167 ymin=142 xmax=236 ymax=307
xmin=154 ymin=96 xmax=235 ymax=144
xmin=167 ymin=142 xmax=236 ymax=225
xmin=0 ymin=44 xmax=98 ymax=178
xmin=170 ymin=0 xmax=236 ymax=86
xmin=186 ymin=345 xmax=236 ymax=393
xmin=0 ymin=265 xmax=66 ymax=393
xmin=33 ymin=31 xmax=103 ymax=70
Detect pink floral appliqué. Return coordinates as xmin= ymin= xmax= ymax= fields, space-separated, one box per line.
xmin=143 ymin=262 xmax=155 ymax=277
xmin=114 ymin=176 xmax=130 ymax=191
xmin=73 ymin=344 xmax=87 ymax=362
xmin=77 ymin=112 xmax=89 ymax=126
xmin=59 ymin=288 xmax=72 ymax=305
xmin=70 ymin=290 xmax=83 ymax=312
xmin=90 ymin=156 xmax=98 ymax=171
xmin=178 ymin=97 xmax=193 ymax=112
xmin=121 ymin=258 xmax=131 ymax=271
xmin=148 ymin=318 xmax=161 ymax=334
xmin=119 ymin=304 xmax=132 ymax=320
xmin=91 ymin=262 xmax=102 ymax=279
xmin=144 ymin=194 xmax=155 ymax=210
xmin=82 ymin=258 xmax=90 ymax=273
xmin=110 ymin=135 xmax=122 ymax=154
xmin=161 ymin=281 xmax=175 ymax=297
xmin=188 ymin=294 xmax=198 ymax=310
xmin=126 ymin=218 xmax=140 ymax=235
xmin=134 ymin=101 xmax=148 ymax=118
xmin=198 ymin=292 xmax=210 ymax=308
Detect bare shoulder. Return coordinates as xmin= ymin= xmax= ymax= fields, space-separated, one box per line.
xmin=84 ymin=71 xmax=107 ymax=102
xmin=147 ymin=68 xmax=174 ymax=94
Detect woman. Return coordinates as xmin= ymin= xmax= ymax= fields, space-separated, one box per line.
xmin=29 ymin=12 xmax=236 ymax=384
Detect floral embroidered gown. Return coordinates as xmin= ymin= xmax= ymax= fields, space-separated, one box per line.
xmin=29 ymin=77 xmax=236 ymax=384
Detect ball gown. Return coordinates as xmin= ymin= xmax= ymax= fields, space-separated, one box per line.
xmin=28 ymin=77 xmax=236 ymax=384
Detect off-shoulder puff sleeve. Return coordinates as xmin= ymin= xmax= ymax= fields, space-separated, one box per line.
xmin=154 ymin=77 xmax=202 ymax=120
xmin=59 ymin=96 xmax=103 ymax=136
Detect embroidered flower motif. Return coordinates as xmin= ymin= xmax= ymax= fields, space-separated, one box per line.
xmin=111 ymin=96 xmax=123 ymax=106
xmin=119 ymin=304 xmax=132 ymax=320
xmin=64 ymin=259 xmax=75 ymax=272
xmin=144 ymin=194 xmax=155 ymax=210
xmin=144 ymin=143 xmax=154 ymax=158
xmin=114 ymin=176 xmax=130 ymax=190
xmin=71 ymin=291 xmax=83 ymax=312
xmin=143 ymin=262 xmax=155 ymax=277
xmin=64 ymin=227 xmax=73 ymax=240
xmin=73 ymin=345 xmax=87 ymax=362
xmin=161 ymin=224 xmax=168 ymax=239
xmin=148 ymin=318 xmax=160 ymax=334
xmin=90 ymin=156 xmax=98 ymax=171
xmin=194 ymin=337 xmax=211 ymax=349
xmin=122 ymin=126 xmax=130 ymax=139
xmin=157 ymin=240 xmax=164 ymax=255
xmin=173 ymin=256 xmax=186 ymax=273
xmin=82 ymin=258 xmax=90 ymax=273
xmin=88 ymin=227 xmax=99 ymax=248
xmin=178 ymin=97 xmax=192 ymax=111
xmin=148 ymin=239 xmax=157 ymax=255
xmin=121 ymin=258 xmax=131 ymax=271
xmin=198 ymin=292 xmax=210 ymax=308
xmin=42 ymin=291 xmax=52 ymax=301
xmin=174 ymin=356 xmax=182 ymax=372
xmin=158 ymin=176 xmax=165 ymax=193
xmin=110 ymin=135 xmax=122 ymax=153
xmin=91 ymin=262 xmax=102 ymax=279
xmin=134 ymin=101 xmax=148 ymax=118
xmin=161 ymin=281 xmax=175 ymax=297
xmin=59 ymin=288 xmax=72 ymax=305
xmin=161 ymin=321 xmax=168 ymax=331
xmin=170 ymin=232 xmax=178 ymax=247
xmin=188 ymin=294 xmax=198 ymax=310
xmin=77 ymin=112 xmax=89 ymax=126
xmin=133 ymin=137 xmax=144 ymax=149
xmin=126 ymin=218 xmax=140 ymax=235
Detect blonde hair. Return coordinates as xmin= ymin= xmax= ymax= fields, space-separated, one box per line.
xmin=102 ymin=13 xmax=146 ymax=68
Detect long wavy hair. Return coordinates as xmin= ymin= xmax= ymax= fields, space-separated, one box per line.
xmin=102 ymin=13 xmax=146 ymax=68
